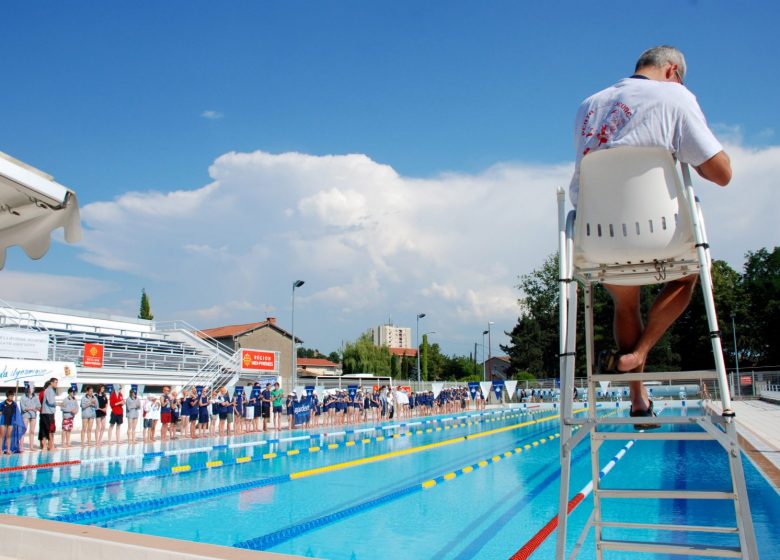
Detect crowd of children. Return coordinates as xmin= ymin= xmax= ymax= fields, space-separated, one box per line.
xmin=1 ymin=379 xmax=491 ymax=453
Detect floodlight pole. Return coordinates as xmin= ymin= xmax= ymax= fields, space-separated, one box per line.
xmin=416 ymin=313 xmax=426 ymax=384
xmin=488 ymin=321 xmax=494 ymax=380
xmin=482 ymin=330 xmax=489 ymax=381
xmin=291 ymin=280 xmax=305 ymax=390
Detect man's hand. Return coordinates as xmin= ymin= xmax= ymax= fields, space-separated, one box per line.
xmin=695 ymin=151 xmax=732 ymax=186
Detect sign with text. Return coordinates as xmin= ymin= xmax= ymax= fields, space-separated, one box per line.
xmin=0 ymin=359 xmax=77 ymax=385
xmin=0 ymin=329 xmax=49 ymax=361
xmin=82 ymin=343 xmax=104 ymax=368
xmin=240 ymin=349 xmax=279 ymax=373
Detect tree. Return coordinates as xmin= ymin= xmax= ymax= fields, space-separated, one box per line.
xmin=740 ymin=247 xmax=780 ymax=368
xmin=138 ymin=289 xmax=154 ymax=320
xmin=327 ymin=351 xmax=341 ymax=364
xmin=672 ymin=260 xmax=741 ymax=371
xmin=341 ymin=333 xmax=392 ymax=375
xmin=503 ymin=246 xmax=780 ymax=378
xmin=421 ymin=334 xmax=429 ymax=381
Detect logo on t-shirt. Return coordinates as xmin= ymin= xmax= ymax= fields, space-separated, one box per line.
xmin=581 ymin=101 xmax=633 ymax=155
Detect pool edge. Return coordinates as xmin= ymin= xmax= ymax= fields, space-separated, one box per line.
xmin=0 ymin=514 xmax=312 ymax=560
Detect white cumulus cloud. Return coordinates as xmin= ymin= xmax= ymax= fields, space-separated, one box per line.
xmin=9 ymin=143 xmax=778 ymax=356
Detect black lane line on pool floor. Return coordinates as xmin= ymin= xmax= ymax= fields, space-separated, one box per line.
xmin=233 ymin=429 xmax=568 ymax=551
xmin=4 ymin=410 xmax=537 ymax=503
xmin=50 ymin=414 xmax=561 ymax=525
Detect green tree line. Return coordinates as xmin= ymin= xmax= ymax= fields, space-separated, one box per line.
xmin=502 ymin=246 xmax=780 ymax=377
xmin=340 ymin=333 xmax=483 ymax=381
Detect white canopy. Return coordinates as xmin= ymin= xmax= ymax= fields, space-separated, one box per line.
xmin=0 ymin=151 xmax=81 ymax=268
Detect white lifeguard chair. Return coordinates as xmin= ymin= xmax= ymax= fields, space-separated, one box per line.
xmin=555 ymin=147 xmax=758 ymax=559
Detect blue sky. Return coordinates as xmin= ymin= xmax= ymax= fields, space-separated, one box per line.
xmin=1 ymin=1 xmax=779 ymax=358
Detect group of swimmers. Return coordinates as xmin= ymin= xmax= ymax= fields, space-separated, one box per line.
xmin=2 ymin=380 xmax=489 ymax=452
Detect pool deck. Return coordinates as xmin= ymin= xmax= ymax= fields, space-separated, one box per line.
xmin=710 ymin=398 xmax=780 ymax=490
xmin=0 ymin=514 xmax=309 ymax=560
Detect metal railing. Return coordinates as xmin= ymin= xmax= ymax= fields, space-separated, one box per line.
xmin=155 ymin=320 xmax=242 ymax=391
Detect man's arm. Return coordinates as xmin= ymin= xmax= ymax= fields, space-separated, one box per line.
xmin=694 ymin=150 xmax=731 ymax=186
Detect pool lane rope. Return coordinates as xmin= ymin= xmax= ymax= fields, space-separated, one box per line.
xmin=236 ymin=431 xmax=565 ymax=550
xmin=0 ymin=411 xmax=529 ymax=501
xmin=52 ymin=411 xmax=572 ymax=525
xmin=2 ymin=411 xmax=532 ymax=499
xmin=1 ymin=407 xmax=534 ymax=474
xmin=508 ymin=437 xmax=637 ymax=560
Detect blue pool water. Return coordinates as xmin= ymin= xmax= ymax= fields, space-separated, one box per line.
xmin=0 ymin=405 xmax=778 ymax=559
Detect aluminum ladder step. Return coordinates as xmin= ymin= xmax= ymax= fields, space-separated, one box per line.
xmin=597 ymin=520 xmax=739 ymax=534
xmin=596 ymin=489 xmax=735 ymax=500
xmin=592 ymin=431 xmax=717 ymax=441
xmin=600 ymin=538 xmax=742 ymax=558
xmin=567 ymin=415 xmax=723 ymax=427
xmin=590 ymin=369 xmax=718 ymax=383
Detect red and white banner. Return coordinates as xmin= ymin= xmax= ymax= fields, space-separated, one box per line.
xmin=240 ymin=349 xmax=279 ymax=373
xmin=82 ymin=343 xmax=104 ymax=368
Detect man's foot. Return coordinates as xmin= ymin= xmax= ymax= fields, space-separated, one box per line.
xmin=630 ymin=399 xmax=660 ymax=431
xmin=617 ymin=351 xmax=644 ymax=372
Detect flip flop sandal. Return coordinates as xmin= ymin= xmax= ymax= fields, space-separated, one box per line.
xmin=598 ymin=349 xmax=628 ymax=374
xmin=630 ymin=400 xmax=660 ymax=431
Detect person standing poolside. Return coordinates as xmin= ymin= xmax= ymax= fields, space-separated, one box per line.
xmin=39 ymin=377 xmax=58 ymax=451
xmin=197 ymin=389 xmax=210 ymax=438
xmin=252 ymin=383 xmax=262 ymax=433
xmin=569 ymin=45 xmax=730 ymax=423
xmin=125 ymin=389 xmax=141 ymax=444
xmin=80 ymin=386 xmax=97 ymax=446
xmin=1 ymin=390 xmax=17 ymax=454
xmin=217 ymin=387 xmax=229 ymax=436
xmin=94 ymin=385 xmax=108 ymax=447
xmin=286 ymin=393 xmax=295 ymax=430
xmin=260 ymin=383 xmax=272 ymax=432
xmin=20 ymin=385 xmax=40 ymax=452
xmin=271 ymin=382 xmax=284 ymax=431
xmin=159 ymin=386 xmax=172 ymax=442
xmin=59 ymin=387 xmax=78 ymax=448
xmin=171 ymin=391 xmax=182 ymax=439
xmin=146 ymin=396 xmax=160 ymax=442
xmin=108 ymin=386 xmax=124 ymax=445
xmin=188 ymin=388 xmax=199 ymax=438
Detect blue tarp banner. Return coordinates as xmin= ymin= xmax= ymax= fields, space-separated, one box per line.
xmin=492 ymin=380 xmax=505 ymax=400
xmin=305 ymin=385 xmax=315 ymax=397
xmin=70 ymin=383 xmax=78 ymax=393
xmin=347 ymin=385 xmax=358 ymax=402
xmin=468 ymin=382 xmax=479 ymax=400
xmin=196 ymin=386 xmax=203 ymax=397
xmin=293 ymin=400 xmax=311 ymax=425
xmin=106 ymin=384 xmax=114 ymax=395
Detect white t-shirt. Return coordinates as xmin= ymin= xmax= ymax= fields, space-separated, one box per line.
xmin=569 ymin=77 xmax=723 ymax=206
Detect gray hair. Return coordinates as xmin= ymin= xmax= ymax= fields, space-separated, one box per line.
xmin=635 ymin=45 xmax=686 ymax=81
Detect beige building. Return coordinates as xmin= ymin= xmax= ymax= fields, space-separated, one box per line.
xmin=372 ymin=324 xmax=412 ymax=349
xmin=198 ymin=317 xmax=301 ymax=389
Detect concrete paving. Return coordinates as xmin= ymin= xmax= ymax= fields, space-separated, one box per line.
xmin=710 ymin=398 xmax=780 ymax=489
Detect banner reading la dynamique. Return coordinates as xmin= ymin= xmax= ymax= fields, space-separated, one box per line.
xmin=0 ymin=358 xmax=78 ymax=386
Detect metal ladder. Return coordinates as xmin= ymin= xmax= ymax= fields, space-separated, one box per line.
xmin=554 ymin=164 xmax=760 ymax=558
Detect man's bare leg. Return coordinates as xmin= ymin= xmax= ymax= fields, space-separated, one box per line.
xmin=605 ymin=275 xmax=697 ymax=411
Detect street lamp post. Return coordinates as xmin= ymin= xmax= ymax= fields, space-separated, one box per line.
xmin=482 ymin=330 xmax=489 ymax=381
xmin=731 ymin=313 xmax=740 ymax=398
xmin=291 ymin=280 xmax=305 ymax=390
xmin=487 ymin=321 xmax=494 ymax=380
xmin=416 ymin=313 xmax=426 ymax=384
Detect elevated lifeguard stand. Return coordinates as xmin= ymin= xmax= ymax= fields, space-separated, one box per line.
xmin=555 ymin=147 xmax=758 ymax=558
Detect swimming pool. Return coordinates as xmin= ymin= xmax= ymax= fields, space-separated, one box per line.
xmin=1 ymin=405 xmax=778 ymax=559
